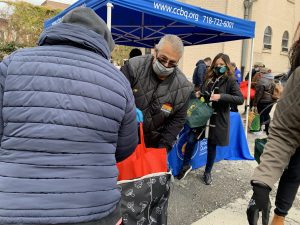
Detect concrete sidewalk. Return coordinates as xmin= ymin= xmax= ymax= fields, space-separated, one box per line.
xmin=192 ymin=191 xmax=300 ymax=225
xmin=191 ymin=107 xmax=300 ymax=225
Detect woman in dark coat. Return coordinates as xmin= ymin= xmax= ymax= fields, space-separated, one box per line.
xmin=201 ymin=53 xmax=244 ymax=185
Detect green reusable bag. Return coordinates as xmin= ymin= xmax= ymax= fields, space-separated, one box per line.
xmin=249 ymin=113 xmax=261 ymax=132
xmin=186 ymin=98 xmax=213 ymax=128
xmin=254 ymin=138 xmax=268 ymax=164
xmin=254 ymin=138 xmax=288 ymax=168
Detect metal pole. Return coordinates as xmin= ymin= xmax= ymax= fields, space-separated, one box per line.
xmin=241 ymin=0 xmax=253 ymax=79
xmin=245 ymin=38 xmax=254 ymax=138
xmin=106 ymin=2 xmax=113 ymax=31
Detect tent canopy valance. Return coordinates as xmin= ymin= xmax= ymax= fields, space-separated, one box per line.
xmin=45 ymin=0 xmax=255 ymax=48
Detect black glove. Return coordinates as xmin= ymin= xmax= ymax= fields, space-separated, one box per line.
xmin=247 ymin=182 xmax=271 ymax=225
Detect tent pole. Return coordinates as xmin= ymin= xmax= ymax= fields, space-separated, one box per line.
xmin=106 ymin=2 xmax=113 ymax=31
xmin=245 ymin=38 xmax=254 ymax=138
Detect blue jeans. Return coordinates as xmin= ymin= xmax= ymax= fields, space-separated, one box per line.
xmin=182 ymin=129 xmax=198 ymax=166
xmin=182 ymin=126 xmax=205 ymax=167
xmin=182 ymin=127 xmax=216 ymax=174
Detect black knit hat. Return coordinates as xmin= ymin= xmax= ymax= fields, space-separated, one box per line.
xmin=62 ymin=7 xmax=115 ymax=51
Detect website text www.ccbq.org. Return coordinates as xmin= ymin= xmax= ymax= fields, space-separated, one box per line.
xmin=153 ymin=2 xmax=199 ymax=22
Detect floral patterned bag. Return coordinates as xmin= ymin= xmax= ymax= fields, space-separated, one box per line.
xmin=118 ymin=172 xmax=171 ymax=225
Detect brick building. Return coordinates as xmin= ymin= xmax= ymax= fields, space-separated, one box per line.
xmin=179 ymin=0 xmax=300 ymax=78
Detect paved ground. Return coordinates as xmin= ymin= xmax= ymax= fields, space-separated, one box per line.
xmin=167 ymin=106 xmax=300 ymax=225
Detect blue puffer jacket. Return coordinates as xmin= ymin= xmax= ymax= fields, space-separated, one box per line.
xmin=0 ymin=23 xmax=138 ymax=224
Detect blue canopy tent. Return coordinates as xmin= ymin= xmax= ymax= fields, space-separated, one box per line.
xmin=45 ymin=0 xmax=256 ymax=135
xmin=45 ymin=0 xmax=255 ymax=47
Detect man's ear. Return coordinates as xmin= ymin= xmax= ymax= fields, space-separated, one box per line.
xmin=154 ymin=45 xmax=158 ymax=54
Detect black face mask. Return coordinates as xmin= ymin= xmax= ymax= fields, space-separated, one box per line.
xmin=214 ymin=66 xmax=227 ymax=75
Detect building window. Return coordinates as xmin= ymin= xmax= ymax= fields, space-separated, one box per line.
xmin=263 ymin=26 xmax=272 ymax=50
xmin=281 ymin=31 xmax=289 ymax=52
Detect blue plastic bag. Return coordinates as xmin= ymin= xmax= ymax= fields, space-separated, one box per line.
xmin=168 ymin=125 xmax=208 ymax=176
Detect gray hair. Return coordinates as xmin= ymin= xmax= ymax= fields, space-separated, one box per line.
xmin=156 ymin=35 xmax=184 ymax=57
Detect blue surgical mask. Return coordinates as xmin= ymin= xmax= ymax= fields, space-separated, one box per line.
xmin=152 ymin=59 xmax=174 ymax=77
xmin=214 ymin=66 xmax=227 ymax=75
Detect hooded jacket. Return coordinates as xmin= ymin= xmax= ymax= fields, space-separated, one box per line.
xmin=0 ymin=23 xmax=138 ymax=224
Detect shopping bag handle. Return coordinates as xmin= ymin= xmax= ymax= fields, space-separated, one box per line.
xmin=138 ymin=122 xmax=146 ymax=149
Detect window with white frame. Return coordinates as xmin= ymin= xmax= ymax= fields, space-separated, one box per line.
xmin=263 ymin=26 xmax=272 ymax=50
xmin=281 ymin=31 xmax=289 ymax=52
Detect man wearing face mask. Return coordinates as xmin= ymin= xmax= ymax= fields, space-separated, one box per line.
xmin=121 ymin=35 xmax=193 ymax=151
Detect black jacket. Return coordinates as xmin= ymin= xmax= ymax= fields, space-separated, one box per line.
xmin=121 ymin=55 xmax=193 ymax=149
xmin=202 ymin=75 xmax=244 ymax=146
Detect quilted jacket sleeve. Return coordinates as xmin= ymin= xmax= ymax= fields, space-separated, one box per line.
xmin=0 ymin=56 xmax=10 ymax=141
xmin=120 ymin=60 xmax=136 ymax=88
xmin=115 ymin=82 xmax=138 ymax=162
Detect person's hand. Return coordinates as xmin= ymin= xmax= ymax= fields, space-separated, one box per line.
xmin=136 ymin=108 xmax=143 ymax=123
xmin=210 ymin=94 xmax=221 ymax=101
xmin=247 ymin=182 xmax=271 ymax=225
xmin=251 ymin=107 xmax=258 ymax=113
xmin=195 ymin=91 xmax=201 ymax=98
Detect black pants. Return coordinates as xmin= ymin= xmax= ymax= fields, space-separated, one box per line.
xmin=275 ymin=149 xmax=300 ymax=216
xmin=244 ymin=99 xmax=254 ymax=113
xmin=205 ymin=140 xmax=217 ymax=174
xmin=230 ymin=103 xmax=239 ymax=112
xmin=257 ymin=102 xmax=273 ymax=134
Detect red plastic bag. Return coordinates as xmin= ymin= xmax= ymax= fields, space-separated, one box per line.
xmin=240 ymin=81 xmax=255 ymax=99
xmin=117 ymin=123 xmax=167 ymax=181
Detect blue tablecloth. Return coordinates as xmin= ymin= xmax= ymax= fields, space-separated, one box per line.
xmin=168 ymin=112 xmax=254 ymax=176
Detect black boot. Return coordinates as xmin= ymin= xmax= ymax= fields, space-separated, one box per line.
xmin=176 ymin=165 xmax=192 ymax=180
xmin=203 ymin=172 xmax=212 ymax=185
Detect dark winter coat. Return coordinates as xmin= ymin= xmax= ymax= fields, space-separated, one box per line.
xmin=192 ymin=60 xmax=207 ymax=88
xmin=0 ymin=23 xmax=138 ymax=224
xmin=202 ymin=75 xmax=244 ymax=146
xmin=253 ymin=77 xmax=276 ymax=106
xmin=121 ymin=55 xmax=193 ymax=149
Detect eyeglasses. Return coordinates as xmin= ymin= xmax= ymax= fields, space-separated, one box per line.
xmin=156 ymin=55 xmax=178 ymax=68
